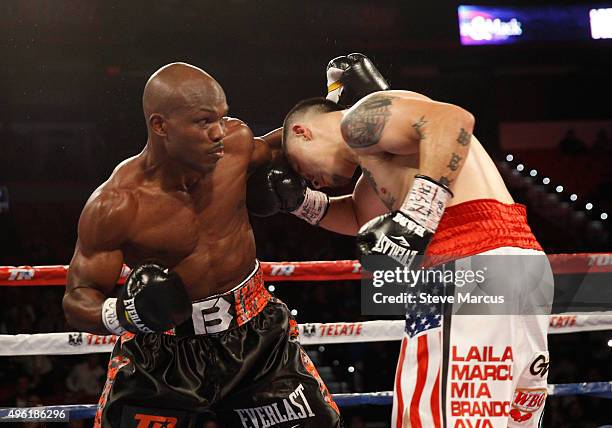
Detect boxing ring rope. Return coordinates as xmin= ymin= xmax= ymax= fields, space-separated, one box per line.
xmin=1 ymin=381 xmax=612 ymax=420
xmin=1 ymin=253 xmax=612 ymax=285
xmin=1 ymin=254 xmax=611 ymax=419
xmin=2 ymin=314 xmax=612 ymax=357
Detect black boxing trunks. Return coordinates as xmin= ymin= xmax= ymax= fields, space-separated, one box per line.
xmin=94 ymin=260 xmax=342 ymax=428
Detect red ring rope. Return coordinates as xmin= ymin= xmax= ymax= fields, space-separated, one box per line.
xmin=0 ymin=253 xmax=610 ymax=286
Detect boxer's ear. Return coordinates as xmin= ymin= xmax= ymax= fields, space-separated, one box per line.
xmin=149 ymin=114 xmax=167 ymax=137
xmin=292 ymin=124 xmax=312 ymax=141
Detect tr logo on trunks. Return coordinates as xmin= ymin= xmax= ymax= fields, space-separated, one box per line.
xmin=133 ymin=414 xmax=178 ymax=428
xmin=372 ymin=234 xmax=418 ymax=265
xmin=529 ymin=354 xmax=549 ymax=378
xmin=120 ymin=406 xmax=186 ymax=428
xmin=234 ymin=383 xmax=315 ymax=428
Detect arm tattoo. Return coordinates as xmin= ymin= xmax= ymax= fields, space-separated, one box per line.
xmin=340 ymin=95 xmax=395 ymax=149
xmin=447 ymin=153 xmax=462 ymax=171
xmin=362 ymin=168 xmax=396 ymax=210
xmin=457 ymin=128 xmax=471 ymax=146
xmin=438 ymin=176 xmax=453 ymax=187
xmin=412 ymin=116 xmax=427 ymax=141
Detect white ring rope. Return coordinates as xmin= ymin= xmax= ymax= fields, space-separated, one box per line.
xmin=1 ymin=313 xmax=611 ymax=356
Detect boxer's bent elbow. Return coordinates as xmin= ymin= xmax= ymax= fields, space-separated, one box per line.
xmin=62 ymin=287 xmax=108 ymax=334
xmin=62 ymin=292 xmax=85 ymax=330
xmin=449 ymin=105 xmax=475 ymax=135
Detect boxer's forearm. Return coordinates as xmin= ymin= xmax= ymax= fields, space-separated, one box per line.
xmin=417 ymin=107 xmax=474 ymax=190
xmin=318 ymin=195 xmax=360 ymax=236
xmin=62 ymin=286 xmax=109 ymax=335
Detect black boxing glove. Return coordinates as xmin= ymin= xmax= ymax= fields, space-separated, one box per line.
xmin=101 ymin=264 xmax=192 ymax=334
xmin=356 ymin=175 xmax=452 ymax=271
xmin=326 ymin=53 xmax=390 ymax=107
xmin=247 ymin=161 xmax=329 ymax=225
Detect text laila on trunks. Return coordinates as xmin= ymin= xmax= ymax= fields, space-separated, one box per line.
xmin=272 ymin=54 xmax=553 ymax=427
xmin=63 ymin=63 xmax=342 ymax=427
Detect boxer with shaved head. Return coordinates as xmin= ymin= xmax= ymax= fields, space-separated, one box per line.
xmin=260 ymin=55 xmax=552 ymax=428
xmin=64 ymin=63 xmax=342 ymax=428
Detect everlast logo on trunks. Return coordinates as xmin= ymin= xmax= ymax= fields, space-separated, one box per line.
xmin=123 ymin=298 xmax=153 ymax=333
xmin=234 ymin=383 xmax=315 ymax=428
xmin=372 ymin=234 xmax=418 ymax=265
xmin=529 ymin=354 xmax=549 ymax=378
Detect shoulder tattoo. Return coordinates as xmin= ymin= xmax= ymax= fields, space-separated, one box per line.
xmin=340 ymin=95 xmax=395 ymax=149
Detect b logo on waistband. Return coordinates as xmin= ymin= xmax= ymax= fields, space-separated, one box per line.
xmin=192 ymin=298 xmax=233 ymax=334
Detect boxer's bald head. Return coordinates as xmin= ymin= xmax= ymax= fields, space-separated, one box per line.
xmin=143 ymin=62 xmax=225 ymax=121
xmin=143 ymin=63 xmax=228 ymax=173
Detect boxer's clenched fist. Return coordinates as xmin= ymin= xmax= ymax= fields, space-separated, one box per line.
xmin=247 ymin=161 xmax=329 ymax=225
xmin=357 ymin=175 xmax=452 ymax=270
xmin=102 ymin=264 xmax=192 ymax=334
xmin=326 ymin=53 xmax=389 ymax=107
xmin=357 ymin=209 xmax=434 ymax=270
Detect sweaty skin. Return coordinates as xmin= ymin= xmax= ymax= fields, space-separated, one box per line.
xmin=64 ymin=63 xmax=278 ymax=334
xmin=286 ymin=90 xmax=514 ymax=235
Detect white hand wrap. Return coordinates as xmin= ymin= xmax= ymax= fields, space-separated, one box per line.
xmin=326 ymin=66 xmax=344 ymax=103
xmin=291 ymin=187 xmax=330 ymax=225
xmin=400 ymin=176 xmax=452 ymax=233
xmin=101 ymin=298 xmax=127 ymax=336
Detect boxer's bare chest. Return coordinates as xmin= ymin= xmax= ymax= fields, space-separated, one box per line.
xmin=356 ymin=152 xmax=419 ymax=210
xmin=120 ymin=142 xmax=255 ymax=295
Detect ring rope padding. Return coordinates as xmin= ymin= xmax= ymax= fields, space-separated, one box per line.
xmin=2 ymin=313 xmax=612 ymax=356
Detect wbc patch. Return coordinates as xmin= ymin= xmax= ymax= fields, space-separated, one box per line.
xmin=509 ymin=388 xmax=547 ymax=424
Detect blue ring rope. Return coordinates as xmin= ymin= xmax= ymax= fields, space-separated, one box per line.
xmin=1 ymin=382 xmax=610 ymax=420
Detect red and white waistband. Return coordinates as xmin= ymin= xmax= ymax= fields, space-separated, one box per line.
xmin=425 ymin=199 xmax=543 ymax=262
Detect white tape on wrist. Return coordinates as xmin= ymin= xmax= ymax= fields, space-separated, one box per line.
xmin=326 ymin=67 xmax=344 ymax=103
xmin=400 ymin=176 xmax=452 ymax=233
xmin=101 ymin=298 xmax=127 ymax=336
xmin=291 ymin=187 xmax=330 ymax=225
